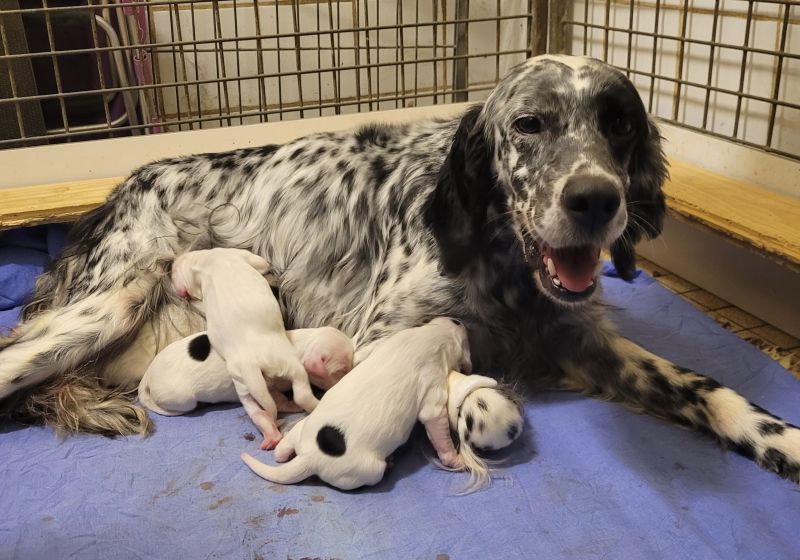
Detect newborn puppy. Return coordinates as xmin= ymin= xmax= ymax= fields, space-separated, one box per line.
xmin=138 ymin=326 xmax=354 ymax=423
xmin=242 ymin=317 xmax=472 ymax=490
xmin=170 ymin=248 xmax=316 ymax=449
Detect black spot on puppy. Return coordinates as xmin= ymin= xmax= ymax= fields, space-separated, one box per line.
xmin=317 ymin=425 xmax=347 ymax=457
xmin=476 ymin=398 xmax=488 ymax=412
xmin=188 ymin=334 xmax=211 ymax=361
xmin=506 ymin=423 xmax=520 ymax=441
xmin=465 ymin=414 xmax=474 ymax=433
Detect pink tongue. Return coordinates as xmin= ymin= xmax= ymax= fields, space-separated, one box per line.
xmin=548 ymin=246 xmax=598 ymax=292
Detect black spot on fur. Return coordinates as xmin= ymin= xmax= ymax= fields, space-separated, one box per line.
xmin=288 ymin=146 xmax=305 ymax=161
xmin=478 ymin=420 xmax=485 ymax=433
xmin=674 ymin=365 xmax=693 ymax=375
xmin=757 ymin=420 xmax=785 ymax=436
xmin=726 ymin=438 xmax=756 ymax=461
xmin=370 ymin=156 xmax=390 ymax=186
xmin=465 ymin=414 xmax=474 ymax=433
xmin=761 ymin=448 xmax=799 ymax=480
xmin=506 ymin=423 xmax=519 ymax=441
xmin=355 ymin=124 xmax=391 ymax=147
xmin=188 ymin=334 xmax=211 ymax=362
xmin=476 ymin=398 xmax=488 ymax=412
xmin=317 ymin=425 xmax=347 ymax=457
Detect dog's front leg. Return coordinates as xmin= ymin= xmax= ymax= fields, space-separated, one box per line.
xmin=559 ymin=334 xmax=800 ymax=483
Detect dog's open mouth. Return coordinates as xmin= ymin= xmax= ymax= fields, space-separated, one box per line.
xmin=526 ymin=241 xmax=600 ymax=302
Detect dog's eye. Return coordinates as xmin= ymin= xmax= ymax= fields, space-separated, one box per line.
xmin=610 ymin=116 xmax=634 ymax=138
xmin=514 ymin=116 xmax=542 ymax=135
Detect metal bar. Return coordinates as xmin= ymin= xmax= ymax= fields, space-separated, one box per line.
xmin=701 ymin=0 xmax=721 ymax=130
xmin=252 ymin=0 xmax=267 ymax=122
xmin=432 ymin=0 xmax=439 ymax=104
xmin=0 ymin=12 xmax=26 ymax=138
xmin=211 ymin=0 xmax=231 ymax=126
xmin=88 ymin=11 xmax=114 ymax=130
xmin=603 ymin=0 xmax=611 ymax=61
xmin=671 ymin=0 xmax=690 ymax=121
xmin=363 ymin=0 xmax=373 ymax=111
xmin=274 ymin=0 xmax=284 ymax=118
xmin=41 ymin=0 xmax=71 ymax=135
xmin=452 ymin=0 xmax=469 ymax=103
xmin=625 ymin=0 xmax=634 ymax=78
xmin=166 ymin=2 xmax=185 ymax=129
xmin=171 ymin=2 xmax=196 ymax=130
xmin=233 ymin=0 xmax=244 ymax=124
xmin=732 ymin=1 xmax=754 ymax=139
xmin=396 ymin=0 xmax=405 ymax=109
xmin=326 ymin=0 xmax=340 ymax=114
xmin=353 ymin=0 xmax=362 ymax=112
xmin=647 ymin=0 xmax=661 ymax=113
xmin=548 ymin=0 xmax=569 ymax=54
xmin=582 ymin=0 xmax=589 ymax=56
xmin=530 ymin=0 xmax=547 ymax=56
xmin=189 ymin=0 xmax=202 ymax=127
xmin=316 ymin=0 xmax=322 ymax=116
xmin=290 ymin=0 xmax=304 ymax=118
xmin=766 ymin=2 xmax=791 ymax=148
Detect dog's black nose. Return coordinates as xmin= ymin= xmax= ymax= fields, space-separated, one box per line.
xmin=562 ymin=175 xmax=621 ymax=233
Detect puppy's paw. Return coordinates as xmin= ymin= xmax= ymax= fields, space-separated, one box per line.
xmin=260 ymin=434 xmax=283 ymax=451
xmin=439 ymin=451 xmax=465 ymax=471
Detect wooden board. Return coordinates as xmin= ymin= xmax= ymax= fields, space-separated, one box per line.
xmin=1 ymin=160 xmax=798 ymax=271
xmin=664 ymin=160 xmax=800 ymax=270
xmin=0 ymin=177 xmax=123 ymax=230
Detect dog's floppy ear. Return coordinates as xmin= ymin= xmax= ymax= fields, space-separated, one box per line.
xmin=426 ymin=104 xmax=494 ymax=276
xmin=611 ymin=117 xmax=668 ymax=280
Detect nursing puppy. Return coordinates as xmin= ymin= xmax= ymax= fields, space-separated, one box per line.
xmin=171 ymin=248 xmax=315 ymax=449
xmin=242 ymin=317 xmax=471 ymax=490
xmin=138 ymin=327 xmax=354 ymax=428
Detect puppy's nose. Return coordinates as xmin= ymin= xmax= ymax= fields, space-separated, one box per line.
xmin=561 ymin=175 xmax=621 ymax=233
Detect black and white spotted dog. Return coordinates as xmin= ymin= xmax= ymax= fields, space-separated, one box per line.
xmin=1 ymin=55 xmax=798 ymax=482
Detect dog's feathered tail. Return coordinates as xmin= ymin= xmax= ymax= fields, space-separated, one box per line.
xmin=241 ymin=452 xmax=314 ymax=485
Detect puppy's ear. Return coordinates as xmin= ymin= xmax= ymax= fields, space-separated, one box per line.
xmin=611 ymin=117 xmax=668 ymax=280
xmin=426 ymin=104 xmax=494 ymax=276
xmin=236 ymin=250 xmax=270 ymax=275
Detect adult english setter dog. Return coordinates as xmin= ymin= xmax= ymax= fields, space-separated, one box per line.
xmin=1 ymin=55 xmax=798 ymax=482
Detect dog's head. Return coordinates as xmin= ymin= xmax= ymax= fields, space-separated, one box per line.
xmin=429 ymin=55 xmax=667 ymax=305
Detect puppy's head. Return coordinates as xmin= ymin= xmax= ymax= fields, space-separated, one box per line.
xmin=300 ymin=326 xmax=355 ymax=389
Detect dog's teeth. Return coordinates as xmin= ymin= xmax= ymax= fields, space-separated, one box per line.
xmin=552 ymin=277 xmax=562 ymax=288
xmin=546 ymin=257 xmax=556 ymax=277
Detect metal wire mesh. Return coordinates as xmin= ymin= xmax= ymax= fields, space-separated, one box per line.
xmin=0 ymin=0 xmax=537 ymax=148
xmin=563 ymin=0 xmax=800 ymax=160
xmin=2 ymin=1 xmax=798 ymax=162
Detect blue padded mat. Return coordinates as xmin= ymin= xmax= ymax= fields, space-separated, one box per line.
xmin=1 ymin=226 xmax=799 ymax=560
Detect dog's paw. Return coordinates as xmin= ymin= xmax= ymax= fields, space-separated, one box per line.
xmin=260 ymin=434 xmax=283 ymax=451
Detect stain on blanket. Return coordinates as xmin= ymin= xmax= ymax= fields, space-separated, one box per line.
xmin=269 ymin=484 xmax=287 ymax=493
xmin=209 ymin=496 xmax=233 ymax=510
xmin=436 ymin=554 xmax=451 ymax=560
xmin=199 ymin=481 xmax=215 ymax=491
xmin=243 ymin=432 xmax=256 ymax=441
xmin=41 ymin=515 xmax=54 ymax=523
xmin=310 ymin=495 xmax=325 ymax=503
xmin=276 ymin=506 xmax=300 ymax=518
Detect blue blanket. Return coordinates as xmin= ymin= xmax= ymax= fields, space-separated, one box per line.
xmin=1 ymin=226 xmax=798 ymax=560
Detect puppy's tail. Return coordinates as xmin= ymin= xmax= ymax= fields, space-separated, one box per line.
xmin=241 ymin=452 xmax=314 ymax=485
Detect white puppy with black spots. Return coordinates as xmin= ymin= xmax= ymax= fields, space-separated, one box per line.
xmin=242 ymin=317 xmax=478 ymax=490
xmin=170 ymin=247 xmax=317 ymax=449
xmin=138 ymin=326 xmax=354 ymax=430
